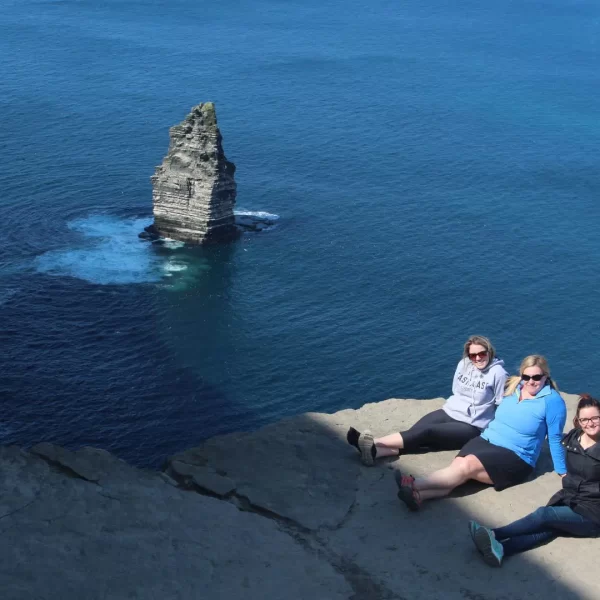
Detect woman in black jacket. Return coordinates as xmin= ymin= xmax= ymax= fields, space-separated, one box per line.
xmin=468 ymin=393 xmax=600 ymax=567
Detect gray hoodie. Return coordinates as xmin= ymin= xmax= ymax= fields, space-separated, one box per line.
xmin=442 ymin=357 xmax=507 ymax=430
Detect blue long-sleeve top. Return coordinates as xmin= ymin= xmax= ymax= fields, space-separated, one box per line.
xmin=481 ymin=384 xmax=567 ymax=474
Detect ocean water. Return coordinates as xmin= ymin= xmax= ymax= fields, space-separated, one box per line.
xmin=1 ymin=0 xmax=599 ymax=466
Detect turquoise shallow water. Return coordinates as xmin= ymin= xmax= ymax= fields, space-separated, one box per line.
xmin=1 ymin=0 xmax=599 ymax=466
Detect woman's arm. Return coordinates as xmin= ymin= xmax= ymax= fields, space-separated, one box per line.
xmin=546 ymin=393 xmax=567 ymax=475
xmin=493 ymin=368 xmax=508 ymax=405
xmin=449 ymin=359 xmax=465 ymax=397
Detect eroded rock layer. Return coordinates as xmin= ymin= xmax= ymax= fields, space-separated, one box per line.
xmin=150 ymin=102 xmax=238 ymax=244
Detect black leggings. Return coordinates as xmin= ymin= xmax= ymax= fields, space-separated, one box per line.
xmin=400 ymin=409 xmax=480 ymax=453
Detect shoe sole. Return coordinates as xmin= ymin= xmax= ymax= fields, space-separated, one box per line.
xmin=358 ymin=431 xmax=375 ymax=466
xmin=473 ymin=527 xmax=501 ymax=567
xmin=346 ymin=427 xmax=360 ymax=452
xmin=393 ymin=469 xmax=404 ymax=489
xmin=468 ymin=520 xmax=479 ymax=544
xmin=393 ymin=470 xmax=420 ymax=510
xmin=396 ymin=486 xmax=420 ymax=511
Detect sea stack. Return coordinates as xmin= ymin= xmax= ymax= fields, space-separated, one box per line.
xmin=148 ymin=102 xmax=239 ymax=244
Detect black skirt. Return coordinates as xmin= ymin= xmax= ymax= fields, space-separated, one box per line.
xmin=457 ymin=436 xmax=533 ymax=491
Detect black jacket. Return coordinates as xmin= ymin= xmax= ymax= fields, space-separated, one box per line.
xmin=547 ymin=428 xmax=600 ymax=525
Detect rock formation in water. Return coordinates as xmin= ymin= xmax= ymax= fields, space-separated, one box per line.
xmin=146 ymin=102 xmax=239 ymax=244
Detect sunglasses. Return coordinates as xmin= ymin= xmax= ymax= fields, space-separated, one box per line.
xmin=468 ymin=351 xmax=489 ymax=360
xmin=521 ymin=374 xmax=545 ymax=382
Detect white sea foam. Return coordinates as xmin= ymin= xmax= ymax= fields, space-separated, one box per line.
xmin=234 ymin=209 xmax=280 ymax=221
xmin=34 ymin=214 xmax=197 ymax=286
xmin=36 ymin=215 xmax=160 ymax=284
xmin=163 ymin=261 xmax=188 ymax=273
xmin=162 ymin=239 xmax=186 ymax=250
xmin=234 ymin=209 xmax=281 ymax=232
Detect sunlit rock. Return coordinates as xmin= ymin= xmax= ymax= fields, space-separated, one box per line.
xmin=146 ymin=103 xmax=239 ymax=245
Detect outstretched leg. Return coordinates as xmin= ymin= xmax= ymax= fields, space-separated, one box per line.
xmin=397 ymin=455 xmax=493 ymax=508
xmin=348 ymin=410 xmax=479 ymax=463
xmin=416 ymin=455 xmax=492 ymax=491
xmin=350 ymin=411 xmax=455 ymax=459
xmin=493 ymin=506 xmax=600 ymax=556
xmin=372 ymin=432 xmax=405 ymax=458
xmin=399 ymin=418 xmax=479 ymax=453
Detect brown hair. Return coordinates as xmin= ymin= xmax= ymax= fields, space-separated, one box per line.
xmin=574 ymin=393 xmax=600 ymax=428
xmin=462 ymin=335 xmax=496 ymax=363
xmin=505 ymin=355 xmax=558 ymax=396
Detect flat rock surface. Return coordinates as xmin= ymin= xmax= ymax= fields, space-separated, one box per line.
xmin=171 ymin=412 xmax=359 ymax=531
xmin=1 ymin=393 xmax=594 ymax=600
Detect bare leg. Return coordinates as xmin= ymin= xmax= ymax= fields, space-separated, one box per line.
xmin=374 ymin=433 xmax=404 ymax=457
xmin=418 ymin=487 xmax=455 ymax=501
xmin=396 ymin=455 xmax=494 ymax=511
xmin=414 ymin=456 xmax=493 ymax=494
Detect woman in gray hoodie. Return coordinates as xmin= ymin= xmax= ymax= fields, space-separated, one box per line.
xmin=347 ymin=335 xmax=507 ymax=466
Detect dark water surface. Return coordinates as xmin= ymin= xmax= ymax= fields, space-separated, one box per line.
xmin=1 ymin=0 xmax=599 ymax=465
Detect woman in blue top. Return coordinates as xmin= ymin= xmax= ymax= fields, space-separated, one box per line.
xmin=468 ymin=394 xmax=600 ymax=567
xmin=395 ymin=355 xmax=567 ymax=511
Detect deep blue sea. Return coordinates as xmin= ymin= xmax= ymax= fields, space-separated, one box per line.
xmin=1 ymin=0 xmax=599 ymax=466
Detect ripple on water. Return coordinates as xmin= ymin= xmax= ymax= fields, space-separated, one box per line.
xmin=0 ymin=288 xmax=19 ymax=306
xmin=0 ymin=422 xmax=13 ymax=441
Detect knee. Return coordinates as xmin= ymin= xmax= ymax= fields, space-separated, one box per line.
xmin=453 ymin=456 xmax=480 ymax=478
xmin=531 ymin=506 xmax=553 ymax=522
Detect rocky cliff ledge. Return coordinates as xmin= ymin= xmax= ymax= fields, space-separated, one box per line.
xmin=147 ymin=102 xmax=238 ymax=244
xmin=1 ymin=394 xmax=593 ymax=600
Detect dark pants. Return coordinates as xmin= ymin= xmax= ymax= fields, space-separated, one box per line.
xmin=493 ymin=505 xmax=600 ymax=556
xmin=400 ymin=409 xmax=480 ymax=453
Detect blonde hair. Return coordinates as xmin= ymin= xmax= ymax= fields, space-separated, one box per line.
xmin=462 ymin=335 xmax=496 ymax=363
xmin=505 ymin=355 xmax=558 ymax=396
